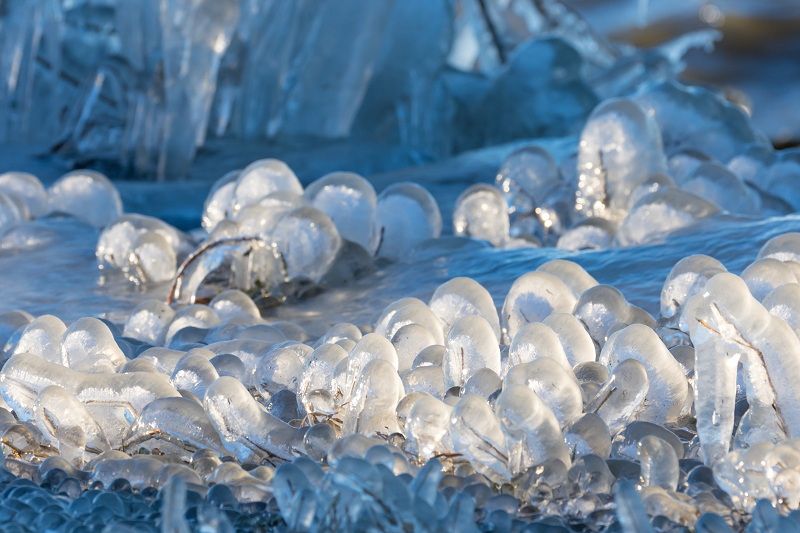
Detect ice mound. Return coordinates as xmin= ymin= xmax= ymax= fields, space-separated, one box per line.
xmin=0 ymin=233 xmax=799 ymax=530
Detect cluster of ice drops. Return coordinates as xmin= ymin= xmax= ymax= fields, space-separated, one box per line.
xmin=2 ymin=231 xmax=800 ymax=529
xmin=94 ymin=158 xmax=443 ymax=295
xmin=454 ymin=81 xmax=800 ymax=251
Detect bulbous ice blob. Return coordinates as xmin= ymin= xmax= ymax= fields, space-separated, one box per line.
xmin=660 ymin=254 xmax=727 ymax=320
xmin=234 ymin=204 xmax=290 ymax=240
xmin=349 ymin=333 xmax=398 ymax=371
xmin=449 ymin=395 xmax=509 ymax=483
xmin=576 ymin=98 xmax=667 ymax=220
xmin=574 ymin=362 xmax=610 ymax=400
xmin=374 ymin=297 xmax=426 ymax=337
xmin=443 ymin=316 xmax=502 ymax=390
xmin=373 ymin=182 xmax=442 ymax=262
xmin=557 ymin=217 xmax=616 ymax=251
xmin=96 ymin=214 xmax=190 ymax=270
xmin=403 ymin=366 xmax=445 ymax=399
xmin=47 ymin=170 xmax=122 ymax=228
xmin=638 ymin=435 xmax=679 ymax=491
xmin=628 ymin=173 xmax=676 ymax=207
xmin=686 ymin=273 xmax=800 ymax=464
xmin=204 ymin=376 xmax=300 ymax=462
xmin=615 ymin=188 xmax=722 ymax=247
xmin=124 ymin=397 xmax=227 ymax=457
xmin=634 ymin=81 xmax=757 ymax=163
xmin=319 ymin=323 xmax=362 ymax=345
xmin=126 ymin=231 xmax=177 ymax=283
xmin=254 ymin=348 xmax=303 ymax=397
xmin=1 ymin=353 xmax=180 ymax=438
xmin=727 ymin=143 xmax=774 ymax=187
xmin=765 ymin=154 xmax=800 ymax=211
xmin=90 ymin=457 xmax=164 ymax=490
xmin=165 ymin=305 xmax=221 ymax=344
xmin=543 ymin=313 xmax=597 ymax=366
xmin=171 ymin=355 xmax=219 ymax=399
xmin=304 ymin=172 xmax=377 ymax=252
xmin=536 ymin=260 xmax=598 ymax=299
xmin=574 ymin=285 xmax=632 ymax=345
xmin=502 ymin=272 xmax=576 ymax=342
xmin=299 ymin=344 xmax=348 ymax=410
xmin=13 ymin=315 xmax=66 ymax=363
xmin=599 ymin=325 xmax=687 ymax=425
xmin=231 ymin=159 xmax=303 ymax=217
xmin=33 ymin=385 xmax=110 ymax=466
xmin=764 ymin=283 xmax=800 ymax=338
xmin=202 ymin=169 xmax=239 ymax=231
xmin=138 ymin=347 xmax=187 ymax=375
xmin=505 ymin=358 xmax=583 ymax=428
xmin=413 ymin=344 xmax=444 ymax=369
xmin=668 ymin=148 xmax=713 ymax=184
xmin=0 ymin=172 xmax=47 ymax=218
xmin=758 ymin=233 xmax=800 ymax=264
xmin=429 ymin=277 xmax=501 ymax=340
xmin=61 ymin=317 xmax=127 ymax=373
xmin=385 ymin=303 xmax=444 ymax=345
xmin=391 ymin=324 xmax=435 ymax=374
xmin=209 ymin=290 xmax=260 ymax=323
xmin=587 ymin=358 xmax=649 ymax=435
xmin=453 ymin=184 xmax=510 ymax=246
xmin=496 ymin=145 xmax=560 ymax=211
xmin=0 ymin=310 xmax=32 ymax=350
xmin=682 ymin=162 xmax=760 ymax=215
xmin=741 ymin=258 xmax=797 ymax=302
xmin=507 ymin=322 xmax=575 ymax=380
xmin=405 ymin=395 xmax=453 ymax=460
xmin=463 ymin=368 xmax=502 ymax=399
xmin=271 ymin=206 xmax=342 ymax=282
xmin=342 ymin=359 xmax=404 ymax=436
xmin=496 ymin=384 xmax=570 ymax=474
xmin=0 ymin=192 xmax=23 ymax=230
xmin=565 ymin=413 xmax=611 ymax=460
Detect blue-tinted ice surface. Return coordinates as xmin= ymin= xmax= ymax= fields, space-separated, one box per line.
xmin=0 ymin=138 xmax=796 ymax=327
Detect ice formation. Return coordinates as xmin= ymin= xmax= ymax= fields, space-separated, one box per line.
xmin=1 ymin=1 xmax=800 ymax=531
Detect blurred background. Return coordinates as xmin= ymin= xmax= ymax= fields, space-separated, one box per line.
xmin=0 ymin=0 xmax=796 ymax=183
